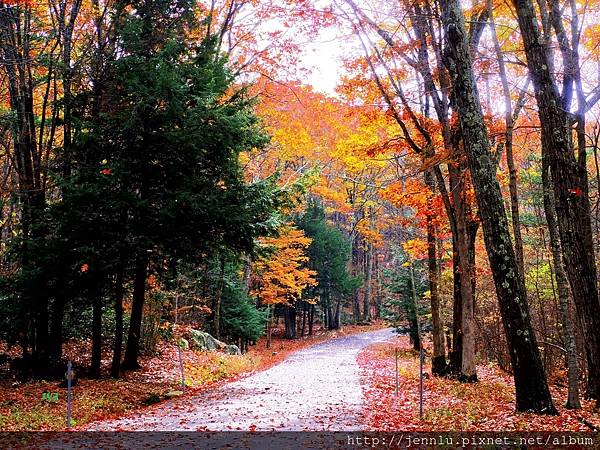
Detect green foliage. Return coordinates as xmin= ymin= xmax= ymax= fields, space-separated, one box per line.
xmin=220 ymin=278 xmax=266 ymax=343
xmin=3 ymin=0 xmax=286 ymax=369
xmin=296 ymin=202 xmax=361 ymax=303
xmin=381 ymin=246 xmax=429 ymax=344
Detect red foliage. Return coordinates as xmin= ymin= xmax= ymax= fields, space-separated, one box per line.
xmin=358 ymin=336 xmax=600 ymax=431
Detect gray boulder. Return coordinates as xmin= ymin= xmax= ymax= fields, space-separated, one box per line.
xmin=225 ymin=344 xmax=241 ymax=355
xmin=189 ymin=329 xmax=227 ymax=351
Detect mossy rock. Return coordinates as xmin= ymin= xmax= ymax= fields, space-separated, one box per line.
xmin=225 ymin=344 xmax=241 ymax=355
xmin=164 ymin=390 xmax=184 ymax=399
xmin=189 ymin=329 xmax=226 ymax=351
xmin=142 ymin=393 xmax=162 ymax=405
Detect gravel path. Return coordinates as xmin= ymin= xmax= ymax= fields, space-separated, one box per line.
xmin=88 ymin=328 xmax=395 ymax=431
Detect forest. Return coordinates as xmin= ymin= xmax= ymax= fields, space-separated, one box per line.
xmin=1 ymin=0 xmax=600 ymax=435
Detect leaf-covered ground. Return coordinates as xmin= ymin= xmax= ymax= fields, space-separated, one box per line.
xmin=358 ymin=335 xmax=600 ymax=431
xmin=0 ymin=322 xmax=384 ymax=431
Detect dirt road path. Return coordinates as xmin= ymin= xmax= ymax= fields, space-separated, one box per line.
xmin=87 ymin=328 xmax=395 ymax=431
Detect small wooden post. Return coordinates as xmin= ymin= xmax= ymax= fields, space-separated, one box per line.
xmin=66 ymin=361 xmax=73 ymax=428
xmin=419 ymin=345 xmax=424 ymax=419
xmin=409 ymin=261 xmax=424 ymax=419
xmin=395 ymin=347 xmax=399 ymax=397
xmin=175 ymin=294 xmax=185 ymax=391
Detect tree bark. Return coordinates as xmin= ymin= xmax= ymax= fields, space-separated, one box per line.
xmin=542 ymin=158 xmax=580 ymax=409
xmin=449 ymin=163 xmax=477 ymax=382
xmin=283 ymin=304 xmax=297 ymax=339
xmin=512 ymin=0 xmax=600 ymax=410
xmin=122 ymin=252 xmax=148 ymax=370
xmin=487 ymin=0 xmax=525 ymax=282
xmin=111 ymin=264 xmax=125 ymax=378
xmin=425 ymin=171 xmax=447 ymax=375
xmin=213 ymin=257 xmax=225 ymax=340
xmin=449 ymin=237 xmax=463 ymax=375
xmin=441 ymin=0 xmax=557 ymax=413
xmin=90 ymin=290 xmax=102 ymax=378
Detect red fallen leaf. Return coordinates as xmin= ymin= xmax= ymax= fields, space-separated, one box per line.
xmin=100 ymin=168 xmax=112 ymax=176
xmin=569 ymin=187 xmax=583 ymax=196
xmin=249 ymin=424 xmax=257 ymax=432
xmin=80 ymin=263 xmax=89 ymax=273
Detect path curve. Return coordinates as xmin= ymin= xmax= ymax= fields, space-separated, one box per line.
xmin=88 ymin=328 xmax=395 ymax=431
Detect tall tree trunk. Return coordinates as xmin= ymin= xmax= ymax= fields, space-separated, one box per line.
xmin=0 ymin=7 xmax=50 ymax=373
xmin=122 ymin=252 xmax=148 ymax=370
xmin=111 ymin=264 xmax=125 ymax=378
xmin=408 ymin=266 xmax=422 ymax=352
xmin=90 ymin=290 xmax=102 ymax=378
xmin=542 ymin=159 xmax=580 ymax=408
xmin=512 ymin=0 xmax=600 ymax=410
xmin=487 ymin=0 xmax=525 ymax=281
xmin=364 ymin=243 xmax=373 ymax=322
xmin=283 ymin=304 xmax=296 ymax=339
xmin=586 ymin=351 xmax=598 ymax=400
xmin=300 ymin=303 xmax=307 ymax=337
xmin=363 ymin=206 xmax=375 ymax=322
xmin=48 ymin=275 xmax=66 ymax=361
xmin=449 ymin=238 xmax=463 ymax=375
xmin=213 ymin=257 xmax=225 ymax=340
xmin=449 ymin=163 xmax=477 ymax=382
xmin=351 ymin=235 xmax=362 ymax=322
xmin=441 ymin=0 xmax=557 ymax=413
xmin=426 ymin=171 xmax=446 ymax=375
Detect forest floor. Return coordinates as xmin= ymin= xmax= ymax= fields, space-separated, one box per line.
xmin=0 ymin=322 xmax=384 ymax=431
xmin=359 ymin=335 xmax=600 ymax=432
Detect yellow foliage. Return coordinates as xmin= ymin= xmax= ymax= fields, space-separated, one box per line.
xmin=251 ymin=225 xmax=317 ymax=305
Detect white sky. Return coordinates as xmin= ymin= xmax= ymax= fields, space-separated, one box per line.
xmin=301 ymin=27 xmax=350 ymax=95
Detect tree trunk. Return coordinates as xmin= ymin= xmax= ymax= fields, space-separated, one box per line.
xmin=351 ymin=236 xmax=362 ymax=322
xmin=308 ymin=304 xmax=314 ymax=335
xmin=283 ymin=304 xmax=296 ymax=339
xmin=487 ymin=0 xmax=525 ymax=281
xmin=363 ymin=206 xmax=375 ymax=322
xmin=425 ymin=171 xmax=447 ymax=375
xmin=266 ymin=305 xmax=272 ymax=349
xmin=90 ymin=291 xmax=102 ymax=378
xmin=301 ymin=303 xmax=307 ymax=337
xmin=111 ymin=264 xmax=125 ymax=378
xmin=213 ymin=257 xmax=225 ymax=340
xmin=449 ymin=163 xmax=477 ymax=382
xmin=122 ymin=252 xmax=148 ymax=370
xmin=441 ymin=0 xmax=557 ymax=413
xmin=48 ymin=286 xmax=66 ymax=361
xmin=586 ymin=351 xmax=598 ymax=400
xmin=335 ymin=299 xmax=342 ymax=330
xmin=448 ymin=238 xmax=463 ymax=376
xmin=408 ymin=262 xmax=422 ymax=352
xmin=513 ymin=0 xmax=600 ymax=411
xmin=542 ymin=159 xmax=580 ymax=408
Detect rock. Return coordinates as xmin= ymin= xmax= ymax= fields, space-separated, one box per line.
xmin=225 ymin=344 xmax=241 ymax=355
xmin=189 ymin=329 xmax=226 ymax=351
xmin=163 ymin=390 xmax=184 ymax=399
xmin=143 ymin=393 xmax=162 ymax=405
xmin=177 ymin=338 xmax=189 ymax=350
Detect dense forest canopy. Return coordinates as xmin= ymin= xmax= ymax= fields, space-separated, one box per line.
xmin=2 ymin=0 xmax=600 ymax=423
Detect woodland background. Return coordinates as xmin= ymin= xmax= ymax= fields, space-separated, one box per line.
xmin=1 ymin=0 xmax=600 ymax=429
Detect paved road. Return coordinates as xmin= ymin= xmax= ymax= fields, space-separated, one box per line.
xmin=87 ymin=328 xmax=395 ymax=431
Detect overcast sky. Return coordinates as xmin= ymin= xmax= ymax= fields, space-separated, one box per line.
xmin=301 ymin=27 xmax=348 ymax=95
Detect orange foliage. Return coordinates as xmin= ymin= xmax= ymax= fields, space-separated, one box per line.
xmin=251 ymin=225 xmax=317 ymax=305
